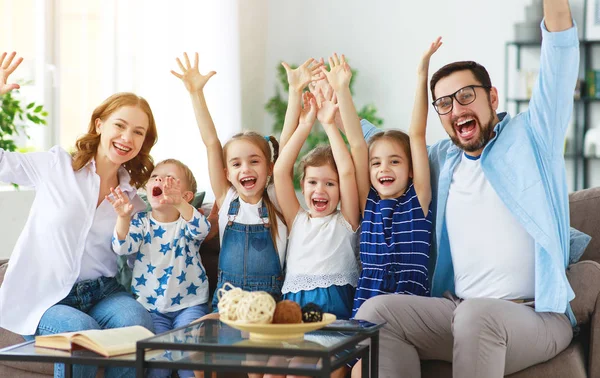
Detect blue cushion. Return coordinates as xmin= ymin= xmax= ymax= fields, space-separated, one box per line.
xmin=570 ymin=226 xmax=592 ymax=264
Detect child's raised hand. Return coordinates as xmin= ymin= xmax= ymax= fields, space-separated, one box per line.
xmin=282 ymin=58 xmax=324 ymax=93
xmin=316 ymin=87 xmax=339 ymax=126
xmin=107 ymin=187 xmax=134 ymax=218
xmin=418 ymin=37 xmax=443 ymax=75
xmin=319 ymin=53 xmax=352 ymax=93
xmin=299 ymin=92 xmax=317 ymax=128
xmin=160 ymin=177 xmax=184 ymax=206
xmin=0 ymin=52 xmax=24 ymax=95
xmin=171 ymin=52 xmax=216 ymax=93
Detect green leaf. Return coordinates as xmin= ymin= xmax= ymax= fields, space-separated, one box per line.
xmin=26 ymin=102 xmax=35 ymax=109
xmin=34 ymin=105 xmax=43 ymax=113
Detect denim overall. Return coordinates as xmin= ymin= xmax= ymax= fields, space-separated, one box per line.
xmin=211 ymin=197 xmax=283 ymax=310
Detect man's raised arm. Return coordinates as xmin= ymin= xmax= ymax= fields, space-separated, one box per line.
xmin=543 ymin=0 xmax=573 ymax=32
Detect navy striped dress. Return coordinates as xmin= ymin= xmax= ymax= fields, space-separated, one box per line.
xmin=352 ymin=183 xmax=433 ymax=317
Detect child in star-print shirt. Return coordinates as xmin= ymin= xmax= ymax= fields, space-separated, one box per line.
xmin=109 ymin=159 xmax=210 ymax=378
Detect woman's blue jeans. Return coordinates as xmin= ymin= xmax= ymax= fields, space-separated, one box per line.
xmin=23 ymin=276 xmax=154 ymax=378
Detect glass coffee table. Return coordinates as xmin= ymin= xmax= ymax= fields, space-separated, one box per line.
xmin=136 ymin=319 xmax=383 ymax=378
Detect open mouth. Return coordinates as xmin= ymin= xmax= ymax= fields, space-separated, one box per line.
xmin=312 ymin=198 xmax=328 ymax=212
xmin=378 ymin=177 xmax=395 ymax=186
xmin=240 ymin=177 xmax=257 ymax=190
xmin=152 ymin=186 xmax=163 ymax=197
xmin=112 ymin=142 xmax=132 ymax=156
xmin=455 ymin=118 xmax=477 ymax=139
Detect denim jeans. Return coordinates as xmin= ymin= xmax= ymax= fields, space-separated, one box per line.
xmin=24 ymin=276 xmax=154 ymax=378
xmin=147 ymin=303 xmax=209 ymax=378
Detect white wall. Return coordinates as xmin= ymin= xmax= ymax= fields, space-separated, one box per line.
xmin=253 ymin=0 xmax=530 ymax=142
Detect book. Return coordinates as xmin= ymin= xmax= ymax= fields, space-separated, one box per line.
xmin=34 ymin=325 xmax=154 ymax=357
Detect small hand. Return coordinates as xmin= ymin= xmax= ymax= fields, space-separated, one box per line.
xmin=282 ymin=58 xmax=324 ymax=93
xmin=160 ymin=177 xmax=184 ymax=206
xmin=299 ymin=92 xmax=318 ymax=128
xmin=319 ymin=53 xmax=352 ymax=93
xmin=0 ymin=52 xmax=23 ymax=95
xmin=418 ymin=37 xmax=443 ymax=75
xmin=106 ymin=187 xmax=134 ymax=218
xmin=171 ymin=52 xmax=216 ymax=93
xmin=316 ymin=87 xmax=339 ymax=126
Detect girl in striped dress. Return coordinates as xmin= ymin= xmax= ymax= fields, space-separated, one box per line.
xmin=334 ymin=39 xmax=442 ymax=318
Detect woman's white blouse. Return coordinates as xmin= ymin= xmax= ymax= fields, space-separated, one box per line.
xmin=0 ymin=146 xmax=145 ymax=335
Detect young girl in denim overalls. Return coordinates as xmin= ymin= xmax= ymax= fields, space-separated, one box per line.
xmin=172 ymin=53 xmax=287 ymax=311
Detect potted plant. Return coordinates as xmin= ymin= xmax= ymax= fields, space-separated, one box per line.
xmin=0 ymin=88 xmax=47 ymax=154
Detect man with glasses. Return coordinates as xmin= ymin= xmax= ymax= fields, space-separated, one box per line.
xmin=355 ymin=0 xmax=578 ymax=377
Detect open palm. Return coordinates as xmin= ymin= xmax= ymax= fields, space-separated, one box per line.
xmin=316 ymin=88 xmax=339 ymax=125
xmin=282 ymin=58 xmax=323 ymax=92
xmin=418 ymin=37 xmax=443 ymax=75
xmin=171 ymin=52 xmax=216 ymax=93
xmin=321 ymin=54 xmax=352 ymax=93
xmin=107 ymin=187 xmax=134 ymax=217
xmin=160 ymin=177 xmax=183 ymax=206
xmin=0 ymin=52 xmax=23 ymax=95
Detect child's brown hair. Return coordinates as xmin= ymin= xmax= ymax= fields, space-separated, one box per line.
xmin=368 ymin=130 xmax=413 ymax=172
xmin=298 ymin=145 xmax=338 ymax=183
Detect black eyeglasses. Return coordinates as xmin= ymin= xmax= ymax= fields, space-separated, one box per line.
xmin=432 ymin=85 xmax=491 ymax=115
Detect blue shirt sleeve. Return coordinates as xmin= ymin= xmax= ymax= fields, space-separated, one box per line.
xmin=526 ymin=19 xmax=579 ymax=154
xmin=360 ymin=119 xmax=380 ymax=141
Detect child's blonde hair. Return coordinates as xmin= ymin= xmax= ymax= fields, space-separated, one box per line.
xmin=155 ymin=158 xmax=197 ymax=204
xmin=222 ymin=131 xmax=283 ymax=246
xmin=368 ymin=130 xmax=413 ymax=172
xmin=298 ymin=145 xmax=338 ymax=183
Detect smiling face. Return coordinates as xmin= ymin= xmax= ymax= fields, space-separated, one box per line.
xmin=145 ymin=162 xmax=191 ymax=209
xmin=433 ymin=70 xmax=499 ymax=155
xmin=302 ymin=164 xmax=340 ymax=218
xmin=369 ymin=137 xmax=412 ymax=199
xmin=95 ymin=105 xmax=149 ymax=166
xmin=225 ymin=139 xmax=271 ymax=204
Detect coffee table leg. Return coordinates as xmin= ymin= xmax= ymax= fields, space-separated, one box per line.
xmin=136 ymin=348 xmax=145 ymax=378
xmin=371 ymin=332 xmax=379 ymax=378
xmin=64 ymin=363 xmax=72 ymax=378
xmin=361 ymin=346 xmax=370 ymax=378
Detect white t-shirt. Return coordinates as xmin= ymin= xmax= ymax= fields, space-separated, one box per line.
xmin=446 ymin=153 xmax=535 ymax=300
xmin=282 ymin=209 xmax=359 ymax=294
xmin=218 ymin=185 xmax=287 ymax=267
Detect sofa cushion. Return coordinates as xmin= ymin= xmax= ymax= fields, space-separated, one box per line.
xmin=0 ymin=260 xmax=7 ymax=287
xmin=570 ymin=227 xmax=592 ymax=264
xmin=421 ymin=334 xmax=587 ymax=378
xmin=569 ymin=187 xmax=600 ymax=263
xmin=566 ymin=260 xmax=600 ymax=326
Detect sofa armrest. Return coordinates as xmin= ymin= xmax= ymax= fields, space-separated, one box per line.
xmin=566 ymin=260 xmax=600 ymax=378
xmin=591 ymin=293 xmax=600 ymax=378
xmin=567 ymin=261 xmax=600 ymax=326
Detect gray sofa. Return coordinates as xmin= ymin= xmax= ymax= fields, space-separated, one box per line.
xmin=1 ymin=188 xmax=600 ymax=377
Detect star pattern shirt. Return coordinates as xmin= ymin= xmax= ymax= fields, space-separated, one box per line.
xmin=112 ymin=208 xmax=210 ymax=313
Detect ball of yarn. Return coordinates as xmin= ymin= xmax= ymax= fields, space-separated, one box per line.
xmin=301 ymin=303 xmax=324 ymax=323
xmin=272 ymin=300 xmax=303 ymax=324
xmin=217 ymin=283 xmax=250 ymax=321
xmin=236 ymin=291 xmax=277 ymax=324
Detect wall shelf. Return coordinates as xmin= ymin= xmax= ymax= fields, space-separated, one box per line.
xmin=505 ymin=39 xmax=598 ymax=190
